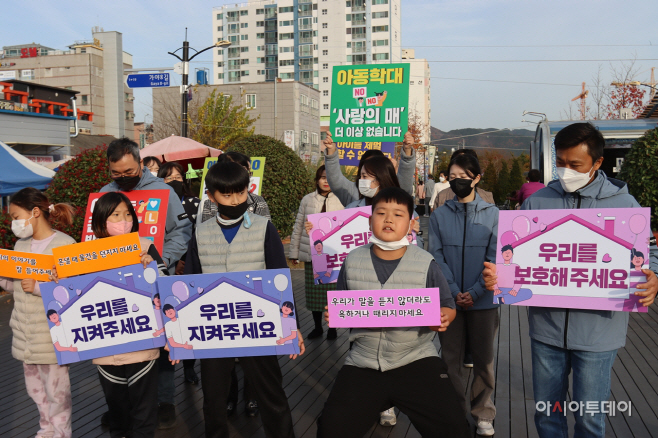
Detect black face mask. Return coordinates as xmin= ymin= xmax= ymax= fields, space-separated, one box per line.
xmin=167 ymin=180 xmax=184 ymax=199
xmin=449 ymin=178 xmax=475 ymax=199
xmin=217 ymin=200 xmax=249 ymax=220
xmin=113 ymin=174 xmax=141 ymax=191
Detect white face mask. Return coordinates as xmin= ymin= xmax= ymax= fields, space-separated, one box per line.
xmin=359 ymin=179 xmax=378 ymax=198
xmin=12 ymin=214 xmax=34 ymax=239
xmin=439 ymin=177 xmax=446 ymax=183
xmin=151 ymin=171 xmax=158 ymax=177
xmin=556 ymin=166 xmax=595 ymax=193
xmin=369 ymin=224 xmax=412 ymax=251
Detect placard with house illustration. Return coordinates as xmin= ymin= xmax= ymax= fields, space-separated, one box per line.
xmin=495 ymin=208 xmax=652 ymax=312
xmin=80 ymin=190 xmax=170 ymax=255
xmin=39 ymin=262 xmax=165 ymax=365
xmin=156 ymin=269 xmax=300 ymax=360
xmin=307 ymin=206 xmax=372 ymax=284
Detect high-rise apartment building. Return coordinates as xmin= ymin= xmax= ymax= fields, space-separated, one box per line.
xmin=402 ymin=48 xmax=430 ymax=144
xmin=212 ymin=0 xmax=401 ymax=125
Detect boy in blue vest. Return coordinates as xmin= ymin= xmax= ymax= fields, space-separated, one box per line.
xmin=317 ymin=187 xmax=470 ymax=438
xmin=184 ymin=161 xmax=305 ymax=438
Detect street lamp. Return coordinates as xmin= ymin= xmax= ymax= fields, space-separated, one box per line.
xmin=169 ymin=31 xmax=231 ymax=138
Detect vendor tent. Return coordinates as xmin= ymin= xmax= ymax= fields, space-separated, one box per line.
xmin=0 ymin=140 xmax=55 ymax=196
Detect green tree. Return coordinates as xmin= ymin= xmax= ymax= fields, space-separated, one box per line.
xmin=480 ymin=162 xmax=498 ymax=194
xmin=509 ymin=158 xmax=525 ymax=191
xmin=189 ymin=89 xmax=259 ymax=150
xmin=228 ymin=135 xmax=315 ymax=237
xmin=617 ymin=127 xmax=658 ymax=232
xmin=496 ymin=161 xmax=511 ymax=205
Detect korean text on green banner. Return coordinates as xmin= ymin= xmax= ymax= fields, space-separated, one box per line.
xmin=330 ymin=63 xmax=410 ymax=143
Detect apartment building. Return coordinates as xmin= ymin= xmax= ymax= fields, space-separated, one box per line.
xmin=402 ymin=48 xmax=430 ymax=144
xmin=0 ymin=29 xmax=134 ymax=138
xmin=212 ymin=0 xmax=402 ymax=126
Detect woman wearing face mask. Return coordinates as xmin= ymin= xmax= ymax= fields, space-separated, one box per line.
xmin=290 ymin=165 xmax=344 ymax=340
xmin=81 ymin=192 xmax=168 ymax=438
xmin=428 ymin=154 xmax=500 ymax=437
xmin=0 ymin=188 xmax=76 ymax=438
xmin=429 ymin=170 xmax=450 ymax=209
xmin=144 ymin=156 xmax=162 ymax=177
xmin=158 ymin=162 xmax=200 ymax=225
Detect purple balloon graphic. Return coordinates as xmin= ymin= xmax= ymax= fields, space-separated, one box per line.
xmin=164 ymin=296 xmax=180 ymax=308
xmin=311 ymin=229 xmax=325 ymax=242
xmin=629 ymin=214 xmax=647 ymax=235
xmin=500 ymin=231 xmax=519 ymax=247
xmin=47 ymin=300 xmax=63 ymax=311
xmin=53 ymin=285 xmax=70 ymax=305
xmin=318 ymin=217 xmax=333 ymax=233
xmin=172 ymin=281 xmax=190 ymax=301
xmin=512 ymin=215 xmax=531 ymax=238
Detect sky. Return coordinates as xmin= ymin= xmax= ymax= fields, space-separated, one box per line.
xmin=2 ymin=0 xmax=657 ymax=131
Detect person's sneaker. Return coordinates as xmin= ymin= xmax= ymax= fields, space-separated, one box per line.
xmin=463 ymin=352 xmax=474 ymax=368
xmin=157 ymin=403 xmax=176 ymax=429
xmin=246 ymin=400 xmax=259 ymax=417
xmin=307 ymin=327 xmax=323 ymax=339
xmin=326 ymin=328 xmax=337 ymax=340
xmin=476 ymin=420 xmax=495 ymax=436
xmin=185 ymin=367 xmax=199 ymax=384
xmin=379 ymin=407 xmax=397 ymax=426
xmin=226 ymin=401 xmax=236 ymax=417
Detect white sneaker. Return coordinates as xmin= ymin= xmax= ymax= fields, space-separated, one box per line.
xmin=379 ymin=407 xmax=397 ymax=426
xmin=477 ymin=420 xmax=495 ymax=436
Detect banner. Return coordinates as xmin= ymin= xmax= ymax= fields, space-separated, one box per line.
xmin=495 ymin=208 xmax=651 ymax=312
xmin=80 ymin=190 xmax=170 ymax=255
xmin=330 ymin=63 xmax=410 ymax=142
xmin=327 ymin=288 xmax=442 ymax=328
xmin=307 ymin=207 xmax=372 ymax=284
xmin=52 ymin=233 xmax=142 ymax=278
xmin=39 ymin=262 xmax=165 ymax=365
xmin=335 ymin=142 xmax=396 ymax=166
xmin=0 ymin=249 xmax=54 ymax=281
xmin=156 ymin=269 xmax=300 ymax=360
xmin=198 ymin=156 xmax=266 ymax=198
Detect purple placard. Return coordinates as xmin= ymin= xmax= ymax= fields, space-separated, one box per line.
xmin=155 ymin=269 xmax=300 ymax=360
xmin=495 ymin=208 xmax=651 ymax=312
xmin=307 ymin=206 xmax=372 ymax=284
xmin=39 ymin=262 xmax=165 ymax=365
xmin=327 ymin=288 xmax=442 ymax=328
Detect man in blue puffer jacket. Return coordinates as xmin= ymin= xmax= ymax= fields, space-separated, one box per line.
xmin=484 ymin=122 xmax=658 ymax=438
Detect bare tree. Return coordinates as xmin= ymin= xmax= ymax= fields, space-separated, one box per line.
xmin=587 ymin=65 xmax=609 ymax=120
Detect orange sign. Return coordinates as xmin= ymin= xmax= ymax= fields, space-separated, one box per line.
xmin=0 ymin=249 xmax=55 ymax=281
xmin=52 ymin=233 xmax=142 ymax=278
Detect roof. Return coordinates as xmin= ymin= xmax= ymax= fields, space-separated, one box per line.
xmin=59 ymin=276 xmax=152 ymax=315
xmin=176 ymin=277 xmax=279 ymax=312
xmin=320 ymin=211 xmax=371 ymax=243
xmin=640 ymin=93 xmax=658 ymax=119
xmin=3 ymin=79 xmax=80 ymax=96
xmin=0 ymin=140 xmax=54 ymax=195
xmin=513 ymin=214 xmax=633 ymax=250
xmin=70 ymin=134 xmax=117 ymax=155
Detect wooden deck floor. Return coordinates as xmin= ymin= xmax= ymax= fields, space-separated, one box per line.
xmin=1 ymin=258 xmax=658 ymax=437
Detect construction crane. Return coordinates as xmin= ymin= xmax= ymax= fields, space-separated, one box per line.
xmin=611 ymin=67 xmax=657 ymax=99
xmin=571 ymin=82 xmax=589 ymax=120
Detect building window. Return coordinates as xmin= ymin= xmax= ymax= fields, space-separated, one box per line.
xmin=322 ymin=63 xmax=328 ymax=69
xmin=257 ymin=21 xmax=264 ymax=26
xmin=280 ymin=46 xmax=293 ymax=53
xmin=280 ymin=72 xmax=294 ymax=79
xmin=241 ymin=70 xmax=249 ymax=76
xmin=323 ymin=77 xmax=328 ymax=83
xmin=217 ymin=13 xmax=223 ymax=19
xmin=322 ymin=90 xmax=328 ymax=96
xmin=372 ymin=25 xmax=389 ymax=32
xmin=241 ymin=22 xmax=248 ymax=28
xmin=241 ymin=34 xmax=248 ymax=40
xmin=322 ymin=23 xmax=328 ymax=29
xmin=257 ymin=33 xmax=265 ymax=38
xmin=217 ymin=61 xmax=224 ymax=67
xmin=125 ymin=111 xmax=132 ymax=120
xmin=322 ymin=36 xmax=328 ymax=43
xmin=257 ymin=57 xmax=265 ymax=63
xmin=373 ymin=39 xmax=389 ymax=46
xmin=372 ymin=0 xmax=388 ymax=4
xmin=20 ymin=69 xmax=34 ymax=80
xmin=256 ymin=8 xmax=264 ymax=14
xmin=218 ymin=73 xmax=224 ymax=79
xmin=81 ymin=95 xmax=89 ymax=105
xmin=373 ymin=53 xmax=389 ymax=60
xmin=279 ymin=6 xmax=294 ymax=13
xmin=323 ymin=103 xmax=329 ymax=110
xmin=322 ymin=49 xmax=328 ymax=55
xmin=240 ymin=10 xmax=248 ymax=15
xmin=322 ymin=9 xmax=328 ymax=15
xmin=279 ymin=20 xmax=294 ymax=26
xmin=279 ymin=59 xmax=295 ymax=66
xmin=372 ymin=11 xmax=389 ymax=18
xmin=217 ymin=26 xmax=223 ymax=31
xmin=245 ymin=94 xmax=256 ymax=108
xmin=279 ymin=33 xmax=294 ymax=40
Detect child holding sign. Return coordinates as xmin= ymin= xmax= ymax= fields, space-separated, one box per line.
xmin=0 ymin=188 xmax=76 ymax=438
xmin=318 ymin=187 xmax=469 ymax=438
xmin=183 ymin=160 xmax=304 ymax=438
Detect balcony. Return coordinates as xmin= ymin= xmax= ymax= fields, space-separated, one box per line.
xmin=298 ymin=23 xmax=313 ymax=30
xmin=266 ymin=69 xmax=278 ymax=81
xmin=299 ymin=61 xmax=313 ymax=70
xmin=265 ymin=45 xmax=278 ymax=55
xmin=298 ymin=9 xmax=312 ymax=17
xmin=227 ymin=50 xmax=241 ymax=59
xmin=299 ymin=37 xmax=313 ymax=44
xmin=352 ymin=46 xmax=366 ymax=53
xmin=298 ymin=0 xmax=312 ymax=3
xmin=227 ymin=62 xmax=241 ymax=70
xmin=352 ymin=20 xmax=365 ymax=26
xmin=266 ymin=62 xmax=278 ymax=69
xmin=264 ymin=10 xmax=277 ymax=20
xmin=351 ymin=32 xmax=366 ymax=40
xmin=352 ymin=5 xmax=365 ymax=12
xmin=265 ymin=22 xmax=277 ymax=32
xmin=227 ymin=16 xmax=239 ymax=23
xmin=265 ymin=34 xmax=278 ymax=44
xmin=227 ymin=75 xmax=241 ymax=83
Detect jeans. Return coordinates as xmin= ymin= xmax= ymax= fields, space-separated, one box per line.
xmin=531 ymin=339 xmax=618 ymax=438
xmin=157 ymin=346 xmax=175 ymax=404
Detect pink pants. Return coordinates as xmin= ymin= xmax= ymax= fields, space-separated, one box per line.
xmin=23 ymin=363 xmax=72 ymax=438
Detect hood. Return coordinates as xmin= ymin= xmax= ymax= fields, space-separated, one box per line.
xmin=444 ymin=191 xmax=497 ymax=213
xmin=546 ymin=170 xmax=629 ymax=200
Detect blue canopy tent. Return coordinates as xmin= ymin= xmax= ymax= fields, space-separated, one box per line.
xmin=0 ymin=140 xmax=55 ymax=196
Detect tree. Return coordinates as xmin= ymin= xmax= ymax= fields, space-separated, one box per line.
xmin=190 ymin=89 xmax=259 ymax=150
xmin=516 ymin=152 xmax=530 ymax=173
xmin=228 ymin=135 xmax=315 ymax=237
xmin=509 ymin=158 xmax=525 ymax=192
xmin=617 ymin=127 xmax=658 ymax=232
xmin=495 ymin=161 xmax=511 ymax=205
xmin=480 ymin=162 xmax=498 ymax=194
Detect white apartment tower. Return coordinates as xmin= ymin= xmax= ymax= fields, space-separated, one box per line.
xmin=212 ymin=0 xmax=402 ymax=123
xmin=402 ymin=48 xmax=430 ymax=144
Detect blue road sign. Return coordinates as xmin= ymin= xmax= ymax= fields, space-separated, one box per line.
xmin=127 ymin=73 xmax=170 ymax=88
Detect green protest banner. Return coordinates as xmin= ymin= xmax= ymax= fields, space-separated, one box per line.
xmin=330 ymin=63 xmax=410 ymax=143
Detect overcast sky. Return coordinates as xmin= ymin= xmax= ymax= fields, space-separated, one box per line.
xmin=3 ymin=0 xmax=656 ymax=131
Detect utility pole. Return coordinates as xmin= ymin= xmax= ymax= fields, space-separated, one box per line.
xmin=169 ymin=30 xmax=231 ymax=138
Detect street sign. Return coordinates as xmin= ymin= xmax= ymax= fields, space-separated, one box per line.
xmin=126 ymin=73 xmax=170 ymax=88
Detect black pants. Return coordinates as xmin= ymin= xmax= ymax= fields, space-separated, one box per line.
xmin=317 ymin=357 xmax=470 ymax=438
xmin=200 ymin=356 xmax=294 ymax=438
xmin=228 ymin=366 xmax=252 ymax=403
xmin=98 ymin=359 xmax=159 ymax=438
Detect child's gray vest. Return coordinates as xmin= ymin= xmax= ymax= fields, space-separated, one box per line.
xmin=196 ymin=212 xmax=268 ymax=273
xmin=344 ymin=243 xmax=439 ymax=372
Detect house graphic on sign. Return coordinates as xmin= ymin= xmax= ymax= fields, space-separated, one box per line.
xmin=510 ymin=215 xmax=633 ymax=299
xmin=320 ymin=210 xmax=371 ymax=247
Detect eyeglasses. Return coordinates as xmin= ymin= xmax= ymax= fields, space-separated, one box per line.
xmin=164 ymin=175 xmax=184 ymax=183
xmin=111 ymin=167 xmax=140 ymax=178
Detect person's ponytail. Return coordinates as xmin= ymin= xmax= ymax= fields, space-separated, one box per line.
xmin=49 ymin=203 xmax=75 ymax=227
xmin=10 ymin=188 xmax=74 ymax=227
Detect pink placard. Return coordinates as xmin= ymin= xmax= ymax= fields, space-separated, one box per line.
xmin=327 ymin=288 xmax=442 ymax=328
xmin=495 ymin=208 xmax=651 ymax=312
